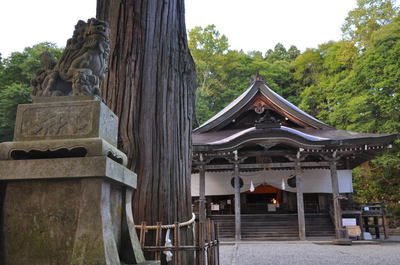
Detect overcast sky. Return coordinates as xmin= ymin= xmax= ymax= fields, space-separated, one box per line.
xmin=0 ymin=0 xmax=358 ymax=57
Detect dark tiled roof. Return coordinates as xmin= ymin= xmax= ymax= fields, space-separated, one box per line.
xmin=193 ymin=127 xmax=397 ymax=148
xmin=193 ymin=80 xmax=398 ymax=150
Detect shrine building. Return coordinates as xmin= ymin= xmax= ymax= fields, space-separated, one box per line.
xmin=191 ymin=77 xmax=397 ymax=241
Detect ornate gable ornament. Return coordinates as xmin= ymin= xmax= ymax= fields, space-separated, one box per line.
xmin=254 ymin=109 xmax=281 ymax=129
xmin=253 ymin=99 xmax=267 ymax=114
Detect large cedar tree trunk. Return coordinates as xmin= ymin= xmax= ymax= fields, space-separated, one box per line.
xmin=96 ymin=0 xmax=195 ymax=263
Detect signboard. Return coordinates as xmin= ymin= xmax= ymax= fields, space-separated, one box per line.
xmin=346 ymin=226 xmax=361 ymax=237
xmin=211 ymin=204 xmax=220 ymax=211
xmin=342 ymin=218 xmax=357 ymax=226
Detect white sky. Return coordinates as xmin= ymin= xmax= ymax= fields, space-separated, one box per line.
xmin=0 ymin=0 xmax=358 ymax=57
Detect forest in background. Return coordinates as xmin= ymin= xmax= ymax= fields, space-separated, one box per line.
xmin=0 ymin=0 xmax=399 ymax=219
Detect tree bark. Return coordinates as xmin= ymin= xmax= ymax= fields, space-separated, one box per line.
xmin=96 ymin=0 xmax=195 ymax=263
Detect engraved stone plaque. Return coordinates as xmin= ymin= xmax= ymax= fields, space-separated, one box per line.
xmin=14 ymin=100 xmax=118 ymax=146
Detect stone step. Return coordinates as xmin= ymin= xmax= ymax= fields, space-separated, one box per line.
xmin=241 ymin=237 xmax=299 ymax=241
xmin=211 ymin=214 xmax=335 ymax=240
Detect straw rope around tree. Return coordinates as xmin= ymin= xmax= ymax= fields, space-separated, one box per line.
xmin=134 ymin=213 xmax=196 ymax=230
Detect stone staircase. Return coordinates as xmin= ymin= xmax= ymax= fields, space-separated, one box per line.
xmin=211 ymin=213 xmax=335 ymax=240
xmin=305 ymin=214 xmax=336 ymax=238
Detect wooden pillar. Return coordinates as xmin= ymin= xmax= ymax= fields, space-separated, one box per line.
xmin=295 ymin=151 xmax=306 ymax=240
xmin=330 ymin=153 xmax=343 ymax=239
xmin=374 ymin=216 xmax=380 ymax=239
xmin=364 ymin=217 xmax=370 ymax=232
xmin=383 ymin=215 xmax=389 ymax=239
xmin=233 ymin=151 xmax=241 ymax=241
xmin=199 ymin=154 xmax=206 ymax=223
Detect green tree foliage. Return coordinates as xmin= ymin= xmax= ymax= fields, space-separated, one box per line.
xmin=188 ymin=24 xmax=229 ymax=93
xmin=295 ymin=41 xmax=358 ymax=121
xmin=295 ymin=1 xmax=400 ymax=210
xmin=342 ymin=0 xmax=399 ymax=49
xmin=188 ymin=26 xmax=300 ymax=126
xmin=0 ymin=83 xmax=31 ymax=141
xmin=351 ymin=19 xmax=400 ymax=133
xmin=324 ymin=18 xmax=400 ymax=133
xmin=265 ymin=43 xmax=300 ymax=62
xmin=188 ymin=25 xmax=230 ymax=125
xmin=0 ymin=42 xmax=62 ymax=141
xmin=353 ymin=140 xmax=400 ymax=211
xmin=343 ymin=20 xmax=400 ymax=210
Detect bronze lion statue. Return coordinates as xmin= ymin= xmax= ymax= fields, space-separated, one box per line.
xmin=31 ymin=18 xmax=110 ymax=98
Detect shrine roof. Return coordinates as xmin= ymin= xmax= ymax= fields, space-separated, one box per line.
xmin=193 ymin=79 xmax=398 ymax=151
xmin=194 ymin=80 xmax=331 ymax=133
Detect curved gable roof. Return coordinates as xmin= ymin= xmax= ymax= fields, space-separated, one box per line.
xmin=194 ymin=80 xmax=331 ymax=133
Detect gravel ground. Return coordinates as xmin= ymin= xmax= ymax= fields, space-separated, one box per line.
xmin=219 ymin=242 xmax=400 ymax=265
xmin=219 ymin=245 xmax=236 ymax=265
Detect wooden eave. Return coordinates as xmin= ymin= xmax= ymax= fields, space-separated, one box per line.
xmin=192 ymin=142 xmax=394 ymax=171
xmin=192 ymin=127 xmax=398 ymax=153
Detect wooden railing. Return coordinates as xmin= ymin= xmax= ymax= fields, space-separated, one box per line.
xmin=137 ymin=219 xmax=220 ymax=265
xmin=360 ymin=202 xmax=389 ymax=239
xmin=337 ymin=201 xmax=390 ymax=239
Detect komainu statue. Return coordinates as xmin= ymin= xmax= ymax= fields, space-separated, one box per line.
xmin=31 ymin=18 xmax=110 ymax=98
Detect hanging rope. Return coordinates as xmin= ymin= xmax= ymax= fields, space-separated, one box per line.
xmin=249 ymin=169 xmax=304 ymax=187
xmin=134 ymin=213 xmax=196 ymax=230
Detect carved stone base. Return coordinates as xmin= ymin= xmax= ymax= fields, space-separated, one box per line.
xmin=0 ymin=97 xmax=159 ymax=265
xmin=14 ymin=99 xmax=118 ymax=147
xmin=0 ymin=157 xmax=158 ymax=265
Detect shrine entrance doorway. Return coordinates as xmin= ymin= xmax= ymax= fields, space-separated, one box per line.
xmin=242 ymin=184 xmax=282 ymax=214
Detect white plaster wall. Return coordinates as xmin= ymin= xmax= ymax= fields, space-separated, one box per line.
xmin=191 ymin=169 xmax=353 ymax=196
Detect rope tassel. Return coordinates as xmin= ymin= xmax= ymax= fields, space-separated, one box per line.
xmin=250 ymin=180 xmax=255 ymax=192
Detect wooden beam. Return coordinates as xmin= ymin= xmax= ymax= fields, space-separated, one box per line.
xmin=330 ymin=157 xmax=343 ymax=239
xmin=239 ymin=150 xmax=297 ymax=157
xmin=200 ymin=161 xmax=330 ymax=170
xmin=295 ymin=152 xmax=306 ymax=240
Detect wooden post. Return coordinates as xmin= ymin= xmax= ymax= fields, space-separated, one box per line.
xmin=373 ymin=217 xmax=380 ymax=239
xmin=383 ymin=215 xmax=389 ymax=239
xmin=358 ymin=214 xmax=365 ymax=240
xmin=206 ymin=219 xmax=212 ymax=265
xmin=215 ymin=221 xmax=220 ymax=265
xmin=295 ymin=151 xmax=306 ymax=240
xmin=155 ymin=222 xmax=162 ymax=260
xmin=364 ymin=217 xmax=370 ymax=232
xmin=197 ymin=222 xmax=205 ymax=265
xmin=174 ymin=222 xmax=180 ymax=265
xmin=140 ymin=221 xmax=147 ymax=248
xmin=330 ymin=152 xmax=343 ymax=239
xmin=195 ymin=223 xmax=200 ymax=265
xmin=233 ymin=151 xmax=241 ymax=241
xmin=210 ymin=220 xmax=216 ymax=265
xmin=199 ymin=154 xmax=206 ymax=223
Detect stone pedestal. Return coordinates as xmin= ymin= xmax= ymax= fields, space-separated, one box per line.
xmin=0 ymin=98 xmax=158 ymax=265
